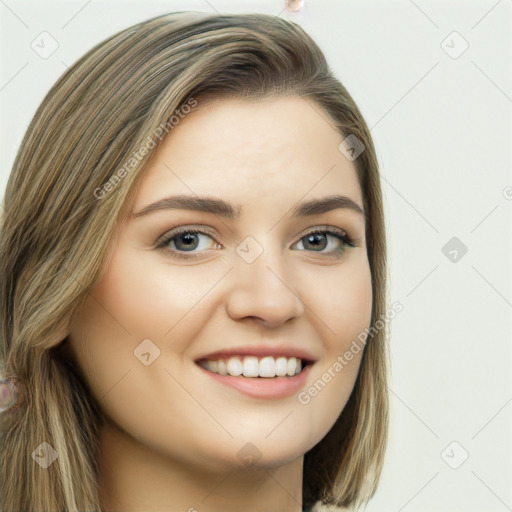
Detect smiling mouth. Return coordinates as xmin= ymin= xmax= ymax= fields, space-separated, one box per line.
xmin=196 ymin=355 xmax=313 ymax=378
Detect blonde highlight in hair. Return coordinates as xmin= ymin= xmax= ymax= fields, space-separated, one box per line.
xmin=1 ymin=11 xmax=388 ymax=511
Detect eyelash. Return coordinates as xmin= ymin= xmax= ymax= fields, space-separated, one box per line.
xmin=154 ymin=226 xmax=357 ymax=260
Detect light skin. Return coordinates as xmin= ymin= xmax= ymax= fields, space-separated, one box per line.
xmin=65 ymin=95 xmax=372 ymax=512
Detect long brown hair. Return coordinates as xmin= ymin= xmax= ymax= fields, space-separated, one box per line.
xmin=0 ymin=11 xmax=388 ymax=511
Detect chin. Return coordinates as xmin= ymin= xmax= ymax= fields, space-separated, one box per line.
xmin=190 ymin=436 xmax=310 ymax=473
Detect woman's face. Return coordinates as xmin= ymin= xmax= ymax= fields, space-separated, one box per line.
xmin=67 ymin=96 xmax=372 ymax=471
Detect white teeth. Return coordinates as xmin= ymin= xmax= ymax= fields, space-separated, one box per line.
xmin=259 ymin=356 xmax=275 ymax=377
xmin=217 ymin=359 xmax=228 ymax=375
xmin=226 ymin=357 xmax=243 ymax=376
xmin=275 ymin=357 xmax=288 ymax=376
xmin=287 ymin=357 xmax=297 ymax=376
xmin=242 ymin=356 xmax=259 ymax=377
xmin=200 ymin=355 xmax=308 ymax=378
xmin=204 ymin=360 xmax=218 ymax=372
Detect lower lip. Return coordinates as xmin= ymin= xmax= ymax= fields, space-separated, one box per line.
xmin=196 ymin=363 xmax=313 ymax=399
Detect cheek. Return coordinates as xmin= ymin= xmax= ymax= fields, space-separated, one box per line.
xmin=305 ymin=255 xmax=373 ymax=347
xmin=297 ymin=257 xmax=372 ymax=431
xmin=68 ymin=248 xmax=219 ymax=399
xmin=326 ymin=257 xmax=373 ymax=382
xmin=335 ymin=263 xmax=373 ymax=343
xmin=92 ymin=249 xmax=215 ymax=341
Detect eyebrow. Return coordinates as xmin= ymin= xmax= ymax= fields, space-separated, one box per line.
xmin=131 ymin=194 xmax=365 ymax=219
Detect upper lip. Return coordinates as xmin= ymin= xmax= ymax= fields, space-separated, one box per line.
xmin=194 ymin=345 xmax=317 ymax=364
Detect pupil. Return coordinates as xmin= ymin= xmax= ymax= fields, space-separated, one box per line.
xmin=305 ymin=233 xmax=326 ymax=251
xmin=176 ymin=233 xmax=198 ymax=251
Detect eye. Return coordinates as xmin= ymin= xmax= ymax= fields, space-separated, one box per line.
xmin=155 ymin=227 xmax=220 ymax=260
xmin=155 ymin=225 xmax=357 ymax=260
xmin=292 ymin=227 xmax=357 ymax=256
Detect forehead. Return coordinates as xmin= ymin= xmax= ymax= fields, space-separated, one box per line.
xmin=133 ymin=96 xmax=363 ymax=210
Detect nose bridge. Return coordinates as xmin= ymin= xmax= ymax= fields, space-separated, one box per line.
xmin=225 ymin=234 xmax=304 ymax=326
xmin=235 ymin=234 xmax=290 ymax=295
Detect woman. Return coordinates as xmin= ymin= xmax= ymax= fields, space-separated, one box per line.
xmin=0 ymin=11 xmax=388 ymax=512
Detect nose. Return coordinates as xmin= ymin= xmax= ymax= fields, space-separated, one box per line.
xmin=225 ymin=244 xmax=305 ymax=328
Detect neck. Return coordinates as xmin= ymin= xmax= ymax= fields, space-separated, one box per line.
xmin=97 ymin=421 xmax=305 ymax=512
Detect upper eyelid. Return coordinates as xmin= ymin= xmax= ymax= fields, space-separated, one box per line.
xmin=159 ymin=224 xmax=351 ymax=239
xmin=156 ymin=224 xmax=357 ymax=249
